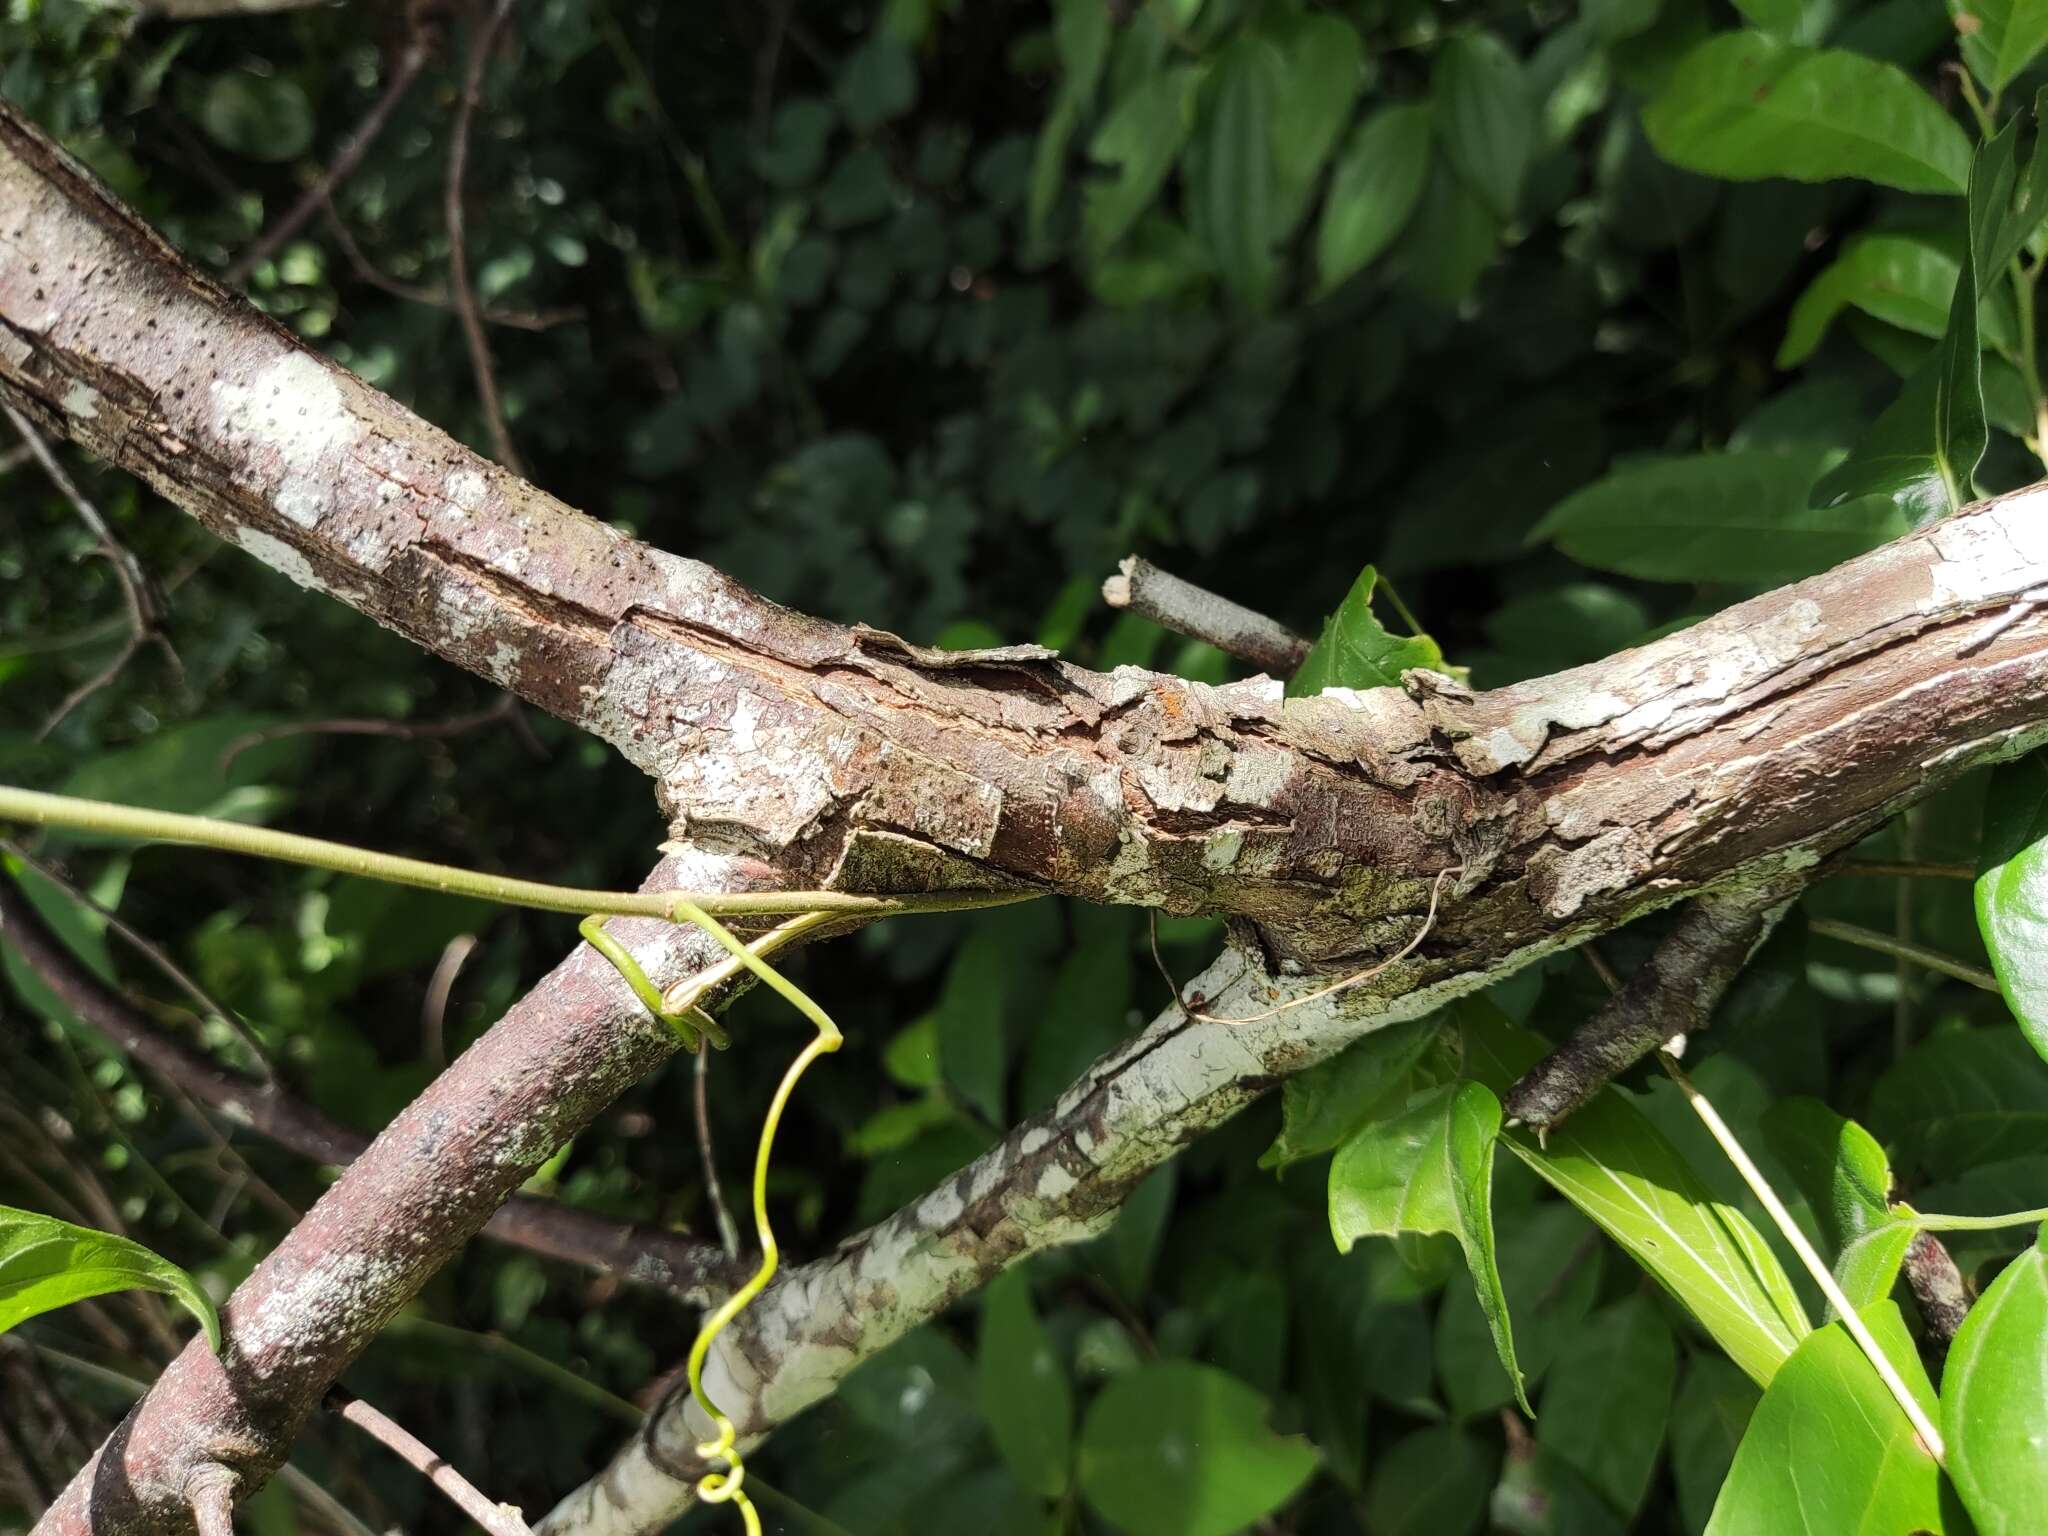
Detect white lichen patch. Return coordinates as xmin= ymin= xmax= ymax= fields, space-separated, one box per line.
xmin=60 ymin=379 xmax=98 ymax=419
xmin=210 ymin=351 xmax=363 ymax=528
xmin=234 ymin=527 xmax=330 ymax=595
xmin=446 ymin=467 xmax=489 ymax=514
xmin=1926 ymin=491 xmax=2048 ymax=608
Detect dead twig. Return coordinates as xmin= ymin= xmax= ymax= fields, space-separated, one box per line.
xmin=330 ymin=1392 xmax=532 ymax=1536
xmin=6 ymin=405 xmax=179 ymax=735
xmin=446 ymin=0 xmax=526 ymax=475
xmin=318 ymin=201 xmax=582 ymax=329
xmin=225 ymin=27 xmax=436 ymax=286
xmin=216 ymin=693 xmax=539 ymax=775
xmin=1102 ymin=555 xmax=1312 ymax=675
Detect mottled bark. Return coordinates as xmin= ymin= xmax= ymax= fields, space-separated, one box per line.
xmin=0 ymin=876 xmax=742 ymax=1305
xmin=10 ymin=99 xmax=2048 ymax=1536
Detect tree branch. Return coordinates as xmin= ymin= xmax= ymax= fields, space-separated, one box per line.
xmin=1101 ymin=554 xmax=1312 ymax=674
xmin=445 ymin=0 xmax=523 ymax=475
xmin=1502 ymin=874 xmax=1808 ymax=1131
xmin=0 ymin=866 xmax=744 ymax=1306
xmin=330 ymin=1392 xmax=531 ymax=1536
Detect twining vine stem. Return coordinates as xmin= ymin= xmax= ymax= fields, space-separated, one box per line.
xmin=0 ymin=786 xmax=1036 ymax=921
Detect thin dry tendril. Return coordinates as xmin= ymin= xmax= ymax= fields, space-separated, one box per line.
xmin=1148 ymin=865 xmax=1458 ymax=1025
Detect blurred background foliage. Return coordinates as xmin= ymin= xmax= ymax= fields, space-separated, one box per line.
xmin=2 ymin=0 xmax=2044 ymax=1533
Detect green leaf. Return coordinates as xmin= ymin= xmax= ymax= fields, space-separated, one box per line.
xmin=1330 ymin=1081 xmax=1527 ymax=1411
xmin=835 ymin=35 xmax=917 ymax=134
xmin=1265 ymin=12 xmax=1365 ymax=245
xmin=1778 ymin=235 xmax=2016 ymax=368
xmin=1077 ymin=1361 xmax=1318 ymax=1536
xmin=1670 ymin=1357 xmax=1762 ymax=1536
xmin=1530 ymin=449 xmax=1909 ymax=585
xmin=1363 ymin=1425 xmax=1494 ymax=1536
xmin=1314 ymin=104 xmax=1431 ymax=296
xmin=1942 ymin=1224 xmax=2048 ymax=1535
xmin=1954 ymin=0 xmax=2048 ymax=90
xmin=1434 ymin=32 xmax=1533 ymax=221
xmin=1196 ymin=39 xmax=1279 ymax=305
xmin=1934 ymin=132 xmax=1996 ymax=513
xmin=197 ymin=71 xmax=314 ymax=163
xmin=977 ymin=1270 xmax=1073 ymax=1498
xmin=1705 ymin=1303 xmax=1956 ymax=1535
xmin=1984 ymin=89 xmax=2048 ymax=276
xmin=0 ymin=1204 xmax=220 ymax=1351
xmin=1434 ymin=1203 xmax=1606 ymax=1419
xmin=1396 ymin=160 xmax=1500 ymax=308
xmin=57 ymin=713 xmax=310 ymax=829
xmin=1759 ymin=1095 xmax=1914 ymax=1310
xmin=1084 ymin=68 xmax=1195 ymax=252
xmin=1810 ymin=364 xmax=1955 ymax=526
xmin=1260 ymin=1013 xmax=1443 ymax=1170
xmin=1731 ymin=0 xmax=1834 ymax=42
xmin=1873 ymin=1026 xmax=2048 ymax=1175
xmin=1288 ymin=566 xmax=1446 ymax=696
xmin=2 ymin=854 xmax=120 ymax=1035
xmin=1643 ymin=33 xmax=1972 ymax=195
xmin=1462 ymin=1005 xmax=1812 ymax=1387
xmin=935 ymin=924 xmax=1013 ymax=1125
xmin=1027 ymin=0 xmax=1114 ymax=240
xmin=1978 ymin=753 xmax=2048 ymax=1064
xmin=1536 ymin=1295 xmax=1678 ymax=1521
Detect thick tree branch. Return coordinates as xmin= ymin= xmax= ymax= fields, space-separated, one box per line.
xmin=1502 ymin=874 xmax=1808 ymax=1130
xmin=0 ymin=874 xmax=743 ymax=1304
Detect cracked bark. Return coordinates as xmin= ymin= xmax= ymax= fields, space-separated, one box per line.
xmin=10 ymin=100 xmax=2048 ymax=1536
xmin=0 ymin=875 xmax=744 ymax=1305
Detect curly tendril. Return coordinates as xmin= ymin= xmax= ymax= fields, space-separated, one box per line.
xmin=584 ymin=896 xmax=844 ymax=1535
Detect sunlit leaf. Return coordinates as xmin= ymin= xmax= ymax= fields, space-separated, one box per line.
xmin=0 ymin=1205 xmax=220 ymax=1351
xmin=1942 ymin=1223 xmax=2048 ymax=1535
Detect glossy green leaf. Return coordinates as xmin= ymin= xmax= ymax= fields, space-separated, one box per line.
xmin=1084 ymin=67 xmax=1195 ymax=251
xmin=1434 ymin=32 xmax=1532 ymax=220
xmin=1363 ymin=1425 xmax=1494 ymax=1536
xmin=1315 ymin=104 xmax=1432 ymax=296
xmin=1978 ymin=753 xmax=2048 ymax=1063
xmin=1434 ymin=1203 xmax=1605 ymax=1419
xmin=1644 ymin=33 xmax=1971 ymax=195
xmin=1266 ymin=12 xmax=1365 ymax=244
xmin=1778 ymin=235 xmax=2016 ymax=368
xmin=1077 ymin=1361 xmax=1318 ymax=1536
xmin=1462 ymin=1005 xmax=1812 ymax=1387
xmin=1260 ymin=1013 xmax=1443 ymax=1170
xmin=1670 ymin=1357 xmax=1762 ymax=1536
xmin=1760 ymin=1098 xmax=1916 ymax=1308
xmin=0 ymin=1205 xmax=220 ymax=1351
xmin=1704 ymin=1303 xmax=1956 ymax=1535
xmin=1954 ymin=0 xmax=2048 ymax=89
xmin=1984 ymin=89 xmax=2048 ymax=277
xmin=1941 ymin=1224 xmax=2048 ymax=1535
xmin=977 ymin=1270 xmax=1072 ymax=1498
xmin=1536 ymin=1295 xmax=1677 ymax=1520
xmin=1198 ymin=39 xmax=1279 ymax=305
xmin=1331 ymin=1080 xmax=1526 ymax=1411
xmin=1873 ymin=1026 xmax=2048 ymax=1175
xmin=1289 ymin=566 xmax=1446 ymax=696
xmin=1530 ymin=449 xmax=1908 ymax=585
xmin=1809 ymin=364 xmax=1953 ymax=526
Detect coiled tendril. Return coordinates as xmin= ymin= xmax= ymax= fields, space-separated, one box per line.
xmin=585 ymin=897 xmax=844 ymax=1535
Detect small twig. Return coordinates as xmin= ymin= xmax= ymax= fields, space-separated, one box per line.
xmin=3 ymin=836 xmax=276 ymax=1082
xmin=224 ymin=28 xmax=435 ymax=285
xmin=331 ymin=1391 xmax=532 ymax=1536
xmin=694 ymin=1040 xmax=741 ymax=1259
xmin=216 ymin=693 xmax=535 ymax=774
xmin=421 ymin=932 xmax=479 ymax=1070
xmin=187 ymin=1465 xmax=239 ymax=1536
xmin=1101 ymin=555 xmax=1312 ymax=675
xmin=1807 ymin=917 xmax=1999 ymax=992
xmin=1659 ymin=1051 xmax=1947 ymax=1464
xmin=1833 ymin=860 xmax=1976 ymax=881
xmin=0 ymin=442 xmax=29 ymax=476
xmin=1504 ymin=881 xmax=1803 ymax=1131
xmin=1902 ymin=1230 xmax=1973 ymax=1363
xmin=1149 ymin=867 xmax=1456 ymax=1025
xmin=318 ymin=201 xmax=582 ymax=329
xmin=7 ymin=404 xmax=180 ymax=735
xmin=446 ymin=0 xmax=526 ymax=475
